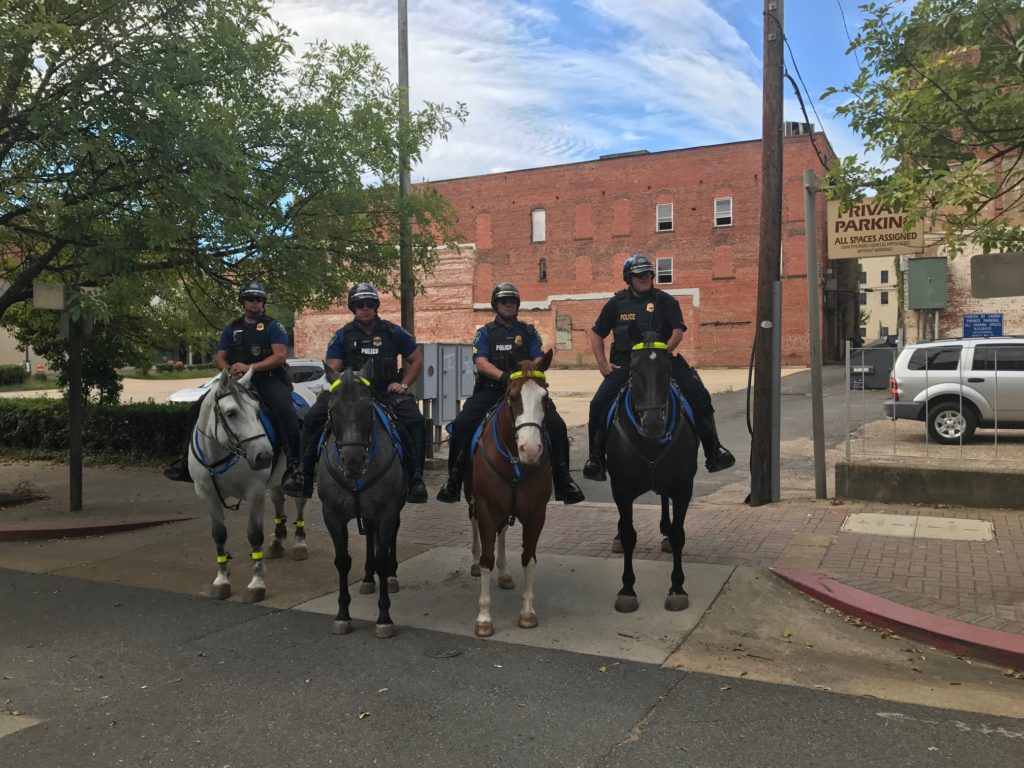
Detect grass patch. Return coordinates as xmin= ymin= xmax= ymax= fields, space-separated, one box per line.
xmin=122 ymin=367 xmax=218 ymax=380
xmin=0 ymin=379 xmax=57 ymax=393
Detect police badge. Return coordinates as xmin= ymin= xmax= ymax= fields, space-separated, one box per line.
xmin=646 ymin=303 xmax=654 ymax=313
xmin=372 ymin=336 xmax=383 ymax=347
xmin=256 ymin=322 xmax=265 ymax=332
xmin=514 ymin=335 xmax=522 ymax=346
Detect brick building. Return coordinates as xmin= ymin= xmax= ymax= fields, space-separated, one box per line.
xmin=296 ymin=133 xmax=856 ymax=367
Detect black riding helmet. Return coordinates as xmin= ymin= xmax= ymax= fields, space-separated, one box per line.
xmin=490 ymin=282 xmax=521 ymax=311
xmin=622 ymin=253 xmax=655 ymax=283
xmin=238 ymin=280 xmax=268 ymax=304
xmin=347 ymin=282 xmax=380 ymax=311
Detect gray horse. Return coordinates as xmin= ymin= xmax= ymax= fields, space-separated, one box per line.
xmin=190 ymin=368 xmax=309 ymax=602
xmin=318 ymin=363 xmax=406 ymax=638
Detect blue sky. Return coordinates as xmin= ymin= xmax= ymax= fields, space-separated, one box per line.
xmin=273 ymin=0 xmax=880 ymax=181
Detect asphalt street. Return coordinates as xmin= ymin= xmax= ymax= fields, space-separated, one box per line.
xmin=570 ymin=364 xmax=890 ymax=504
xmin=2 ymin=569 xmax=1021 ymax=768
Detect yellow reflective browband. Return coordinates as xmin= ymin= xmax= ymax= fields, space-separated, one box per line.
xmin=329 ymin=376 xmax=371 ymax=392
xmin=509 ymin=371 xmax=546 ymax=381
xmin=631 ymin=342 xmax=668 ymax=350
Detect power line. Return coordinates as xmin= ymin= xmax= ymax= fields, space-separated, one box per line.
xmin=835 ymin=0 xmax=862 ymax=68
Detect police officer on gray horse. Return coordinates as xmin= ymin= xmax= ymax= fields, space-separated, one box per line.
xmin=282 ymin=283 xmax=428 ymax=503
xmin=583 ymin=253 xmax=735 ymax=481
xmin=436 ymin=282 xmax=584 ymax=505
xmin=163 ymin=280 xmax=301 ymax=485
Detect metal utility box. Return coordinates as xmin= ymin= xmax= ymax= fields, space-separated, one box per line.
xmin=410 ymin=343 xmax=438 ymax=400
xmin=438 ymin=344 xmax=461 ymax=423
xmin=849 ymin=346 xmax=896 ymax=390
xmin=458 ymin=345 xmax=476 ymax=399
xmin=907 ymin=257 xmax=948 ymax=310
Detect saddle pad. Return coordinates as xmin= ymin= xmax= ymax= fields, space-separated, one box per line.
xmin=607 ymin=384 xmax=694 ymax=433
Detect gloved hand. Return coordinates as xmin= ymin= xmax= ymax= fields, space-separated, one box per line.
xmin=499 ymin=371 xmax=510 ymax=386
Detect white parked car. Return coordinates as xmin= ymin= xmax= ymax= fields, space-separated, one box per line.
xmin=166 ymin=358 xmax=326 ymax=404
xmin=883 ymin=337 xmax=1024 ymax=444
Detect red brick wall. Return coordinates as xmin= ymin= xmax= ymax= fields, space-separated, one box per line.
xmin=295 ymin=136 xmax=837 ymax=367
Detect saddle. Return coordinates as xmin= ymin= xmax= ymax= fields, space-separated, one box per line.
xmin=257 ymin=391 xmax=310 ymax=454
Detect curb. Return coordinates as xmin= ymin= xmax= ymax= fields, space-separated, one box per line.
xmin=771 ymin=567 xmax=1024 ymax=670
xmin=0 ymin=515 xmax=197 ymax=542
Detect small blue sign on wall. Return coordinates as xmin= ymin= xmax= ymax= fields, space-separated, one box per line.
xmin=963 ymin=313 xmax=1003 ymax=338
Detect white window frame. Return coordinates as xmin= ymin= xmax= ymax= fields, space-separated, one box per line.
xmin=656 ymin=203 xmax=673 ymax=232
xmin=531 ymin=208 xmax=546 ymax=243
xmin=656 ymin=257 xmax=673 ymax=285
xmin=714 ymin=197 xmax=733 ymax=227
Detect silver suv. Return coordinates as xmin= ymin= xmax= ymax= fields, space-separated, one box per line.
xmin=884 ymin=337 xmax=1024 ymax=444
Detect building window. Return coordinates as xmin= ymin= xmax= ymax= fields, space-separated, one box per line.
xmin=879 ymin=325 xmax=889 ymax=338
xmin=858 ymin=271 xmax=867 ymax=284
xmin=656 ymin=203 xmax=673 ymax=232
xmin=880 ymin=291 xmax=889 ymax=305
xmin=858 ymin=291 xmax=867 ymax=305
xmin=880 ymin=269 xmax=889 ymax=284
xmin=531 ymin=208 xmax=546 ymax=243
xmin=538 ymin=258 xmax=547 ymax=282
xmin=714 ymin=197 xmax=733 ymax=227
xmin=656 ymin=257 xmax=673 ymax=285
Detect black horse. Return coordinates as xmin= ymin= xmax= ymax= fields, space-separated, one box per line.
xmin=318 ymin=363 xmax=406 ymax=638
xmin=606 ymin=326 xmax=699 ymax=613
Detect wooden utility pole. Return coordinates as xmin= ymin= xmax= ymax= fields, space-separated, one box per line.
xmin=750 ymin=0 xmax=784 ymax=506
xmin=398 ymin=0 xmax=414 ymax=334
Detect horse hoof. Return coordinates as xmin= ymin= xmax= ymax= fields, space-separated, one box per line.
xmin=664 ymin=593 xmax=690 ymax=611
xmin=387 ymin=577 xmax=400 ymax=594
xmin=243 ymin=587 xmax=266 ymax=604
xmin=611 ymin=537 xmax=624 ymax=554
xmin=210 ymin=584 xmax=231 ymax=600
xmin=264 ymin=540 xmax=285 ymax=559
xmin=518 ymin=614 xmax=538 ymax=629
xmin=498 ymin=575 xmax=515 ymax=590
xmin=332 ymin=620 xmax=352 ymax=635
xmin=470 ymin=563 xmax=481 ymax=578
xmin=661 ymin=537 xmax=672 ymax=553
xmin=358 ymin=581 xmax=376 ymax=595
xmin=290 ymin=544 xmax=309 ymax=561
xmin=475 ymin=622 xmax=494 ymax=638
xmin=375 ymin=623 xmax=396 ymax=639
xmin=614 ymin=595 xmax=639 ymax=613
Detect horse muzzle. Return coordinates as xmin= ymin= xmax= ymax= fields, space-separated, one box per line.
xmin=250 ymin=449 xmax=274 ymax=471
xmin=641 ymin=410 xmax=667 ymax=438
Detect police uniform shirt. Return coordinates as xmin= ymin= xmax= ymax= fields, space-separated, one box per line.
xmin=472 ymin=317 xmax=543 ymax=367
xmin=325 ymin=318 xmax=417 ymax=363
xmin=591 ymin=288 xmax=687 ymax=340
xmin=218 ymin=317 xmax=289 ymax=354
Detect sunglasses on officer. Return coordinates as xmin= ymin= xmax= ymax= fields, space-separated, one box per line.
xmin=352 ymin=301 xmax=378 ymax=310
xmin=495 ymin=297 xmax=518 ymax=305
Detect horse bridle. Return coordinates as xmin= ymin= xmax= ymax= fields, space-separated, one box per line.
xmin=208 ymin=385 xmax=270 ymax=470
xmin=327 ymin=375 xmax=375 ymax=480
xmin=629 ymin=341 xmax=671 ymax=428
xmin=505 ymin=370 xmax=548 ymax=439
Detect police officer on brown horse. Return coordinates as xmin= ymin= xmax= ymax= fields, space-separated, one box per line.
xmin=583 ymin=253 xmax=735 ymax=480
xmin=163 ymin=280 xmax=301 ymax=484
xmin=436 ymin=282 xmax=584 ymax=505
xmin=282 ymin=283 xmax=428 ymax=503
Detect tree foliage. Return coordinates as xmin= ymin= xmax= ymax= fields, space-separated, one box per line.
xmin=0 ymin=0 xmax=466 ymax=343
xmin=825 ymin=0 xmax=1024 ymax=255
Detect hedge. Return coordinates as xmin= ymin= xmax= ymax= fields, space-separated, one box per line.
xmin=0 ymin=398 xmax=191 ymax=462
xmin=0 ymin=365 xmax=28 ymax=386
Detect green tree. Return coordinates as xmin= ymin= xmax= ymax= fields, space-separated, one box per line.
xmin=0 ymin=0 xmax=466 ymax=326
xmin=825 ymin=0 xmax=1024 ymax=255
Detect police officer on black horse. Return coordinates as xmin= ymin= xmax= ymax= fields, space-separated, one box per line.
xmin=163 ymin=280 xmax=302 ymax=485
xmin=583 ymin=253 xmax=735 ymax=481
xmin=436 ymin=282 xmax=585 ymax=505
xmin=282 ymin=283 xmax=429 ymax=503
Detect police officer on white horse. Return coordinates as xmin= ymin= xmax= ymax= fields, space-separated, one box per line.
xmin=436 ymin=282 xmax=584 ymax=505
xmin=583 ymin=254 xmax=735 ymax=481
xmin=163 ymin=280 xmax=301 ymax=485
xmin=282 ymin=283 xmax=428 ymax=503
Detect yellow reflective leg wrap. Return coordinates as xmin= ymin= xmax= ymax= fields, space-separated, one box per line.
xmin=294 ymin=520 xmax=305 ymax=528
xmin=250 ymin=551 xmax=264 ymax=561
xmin=216 ymin=555 xmax=229 ymax=564
xmin=274 ymin=517 xmax=285 ymax=526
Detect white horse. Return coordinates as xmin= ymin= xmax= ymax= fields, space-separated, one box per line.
xmin=189 ymin=368 xmax=309 ymax=602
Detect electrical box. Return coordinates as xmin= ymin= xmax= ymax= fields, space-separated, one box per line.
xmin=907 ymin=257 xmax=948 ymax=310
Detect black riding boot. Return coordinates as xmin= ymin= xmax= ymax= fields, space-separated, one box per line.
xmin=162 ymin=456 xmax=192 ymax=483
xmin=552 ymin=462 xmax=585 ymax=504
xmin=696 ymin=413 xmax=736 ymax=473
xmin=396 ymin=418 xmax=428 ymax=504
xmin=582 ymin=428 xmax=607 ymax=481
xmin=282 ymin=447 xmax=316 ymax=498
xmin=437 ymin=442 xmax=465 ymax=503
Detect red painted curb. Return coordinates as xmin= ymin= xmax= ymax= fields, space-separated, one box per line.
xmin=771 ymin=567 xmax=1024 ymax=670
xmin=0 ymin=516 xmax=196 ymax=542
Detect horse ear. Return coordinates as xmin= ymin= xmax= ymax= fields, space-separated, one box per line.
xmin=324 ymin=363 xmax=339 ymax=385
xmin=217 ymin=369 xmax=231 ymax=388
xmin=357 ymin=360 xmax=373 ymax=381
xmin=237 ymin=367 xmax=254 ymax=387
xmin=539 ymin=348 xmax=554 ymax=372
xmin=627 ymin=320 xmax=642 ymax=346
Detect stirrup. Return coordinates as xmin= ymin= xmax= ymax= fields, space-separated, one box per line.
xmin=436 ymin=475 xmax=461 ymax=503
xmin=705 ymin=445 xmax=736 ymax=473
xmin=406 ymin=476 xmax=428 ymax=504
xmin=582 ymin=455 xmax=606 ymax=482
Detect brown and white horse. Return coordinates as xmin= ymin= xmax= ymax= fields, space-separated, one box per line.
xmin=466 ymin=349 xmax=554 ymax=637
